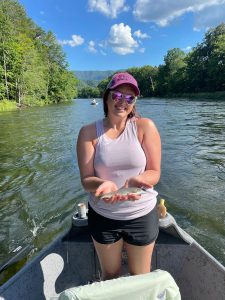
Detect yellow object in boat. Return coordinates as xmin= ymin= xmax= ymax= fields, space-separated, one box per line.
xmin=157 ymin=198 xmax=167 ymax=218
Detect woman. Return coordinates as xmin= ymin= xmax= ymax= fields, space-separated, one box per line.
xmin=76 ymin=72 xmax=161 ymax=280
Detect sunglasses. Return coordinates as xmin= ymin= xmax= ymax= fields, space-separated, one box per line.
xmin=110 ymin=91 xmax=137 ymax=105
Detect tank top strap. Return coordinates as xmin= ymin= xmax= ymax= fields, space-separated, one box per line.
xmin=95 ymin=119 xmax=104 ymax=140
xmin=129 ymin=118 xmax=139 ymax=140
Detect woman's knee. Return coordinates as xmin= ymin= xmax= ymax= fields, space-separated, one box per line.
xmin=102 ymin=267 xmax=121 ymax=280
xmin=99 ymin=250 xmax=122 ymax=280
xmin=93 ymin=238 xmax=123 ymax=280
xmin=126 ymin=242 xmax=155 ymax=275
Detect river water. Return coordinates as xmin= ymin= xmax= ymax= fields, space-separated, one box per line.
xmin=0 ymin=98 xmax=225 ymax=274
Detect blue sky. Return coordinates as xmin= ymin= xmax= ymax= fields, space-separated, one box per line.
xmin=18 ymin=0 xmax=225 ymax=71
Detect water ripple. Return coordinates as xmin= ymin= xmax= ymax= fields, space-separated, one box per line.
xmin=1 ymin=99 xmax=225 ymax=269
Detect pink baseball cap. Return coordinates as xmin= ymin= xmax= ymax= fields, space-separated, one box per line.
xmin=106 ymin=72 xmax=140 ymax=96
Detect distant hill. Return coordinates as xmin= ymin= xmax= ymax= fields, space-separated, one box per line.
xmin=75 ymin=70 xmax=115 ymax=81
xmin=74 ymin=70 xmax=116 ymax=87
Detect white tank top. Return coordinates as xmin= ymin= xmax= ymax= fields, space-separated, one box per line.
xmin=88 ymin=118 xmax=158 ymax=220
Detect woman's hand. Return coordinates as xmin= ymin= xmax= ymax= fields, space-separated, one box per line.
xmin=124 ymin=176 xmax=152 ymax=190
xmin=95 ymin=181 xmax=137 ymax=204
xmin=95 ymin=181 xmax=118 ymax=197
xmin=95 ymin=181 xmax=119 ymax=204
xmin=101 ymin=192 xmax=140 ymax=204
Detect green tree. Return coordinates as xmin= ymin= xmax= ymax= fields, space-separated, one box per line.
xmin=186 ymin=23 xmax=225 ymax=92
xmin=157 ymin=48 xmax=187 ymax=95
xmin=97 ymin=77 xmax=112 ymax=98
xmin=127 ymin=66 xmax=158 ymax=97
xmin=0 ymin=0 xmax=78 ymax=105
xmin=78 ymin=86 xmax=100 ymax=98
xmin=0 ymin=2 xmax=14 ymax=100
xmin=205 ymin=24 xmax=225 ymax=91
xmin=186 ymin=41 xmax=214 ymax=92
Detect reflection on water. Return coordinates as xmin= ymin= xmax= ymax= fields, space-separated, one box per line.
xmin=0 ymin=98 xmax=225 ymax=273
xmin=138 ymin=99 xmax=225 ymax=265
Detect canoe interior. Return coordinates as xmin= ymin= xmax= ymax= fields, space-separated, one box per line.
xmin=0 ymin=219 xmax=225 ymax=300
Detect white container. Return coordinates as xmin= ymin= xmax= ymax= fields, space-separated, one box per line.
xmin=77 ymin=203 xmax=87 ymax=219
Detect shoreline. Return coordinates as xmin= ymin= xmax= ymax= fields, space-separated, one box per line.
xmin=0 ymin=100 xmax=74 ymax=112
xmin=163 ymin=91 xmax=225 ymax=100
xmin=1 ymin=92 xmax=225 ymax=112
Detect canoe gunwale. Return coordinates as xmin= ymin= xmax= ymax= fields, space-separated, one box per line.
xmin=1 ymin=212 xmax=225 ymax=300
xmin=159 ymin=213 xmax=194 ymax=244
xmin=0 ymin=228 xmax=70 ymax=293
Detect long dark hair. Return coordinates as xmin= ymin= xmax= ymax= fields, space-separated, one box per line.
xmin=103 ymin=90 xmax=139 ymax=119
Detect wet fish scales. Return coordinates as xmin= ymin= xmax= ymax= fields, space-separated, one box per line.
xmin=99 ymin=187 xmax=144 ymax=200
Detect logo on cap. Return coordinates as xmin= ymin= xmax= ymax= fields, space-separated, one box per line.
xmin=117 ymin=74 xmax=129 ymax=81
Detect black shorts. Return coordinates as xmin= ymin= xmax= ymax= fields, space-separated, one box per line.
xmin=88 ymin=204 xmax=159 ymax=246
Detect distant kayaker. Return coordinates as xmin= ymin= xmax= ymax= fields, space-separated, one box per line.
xmin=76 ymin=72 xmax=161 ymax=280
xmin=91 ymin=98 xmax=98 ymax=105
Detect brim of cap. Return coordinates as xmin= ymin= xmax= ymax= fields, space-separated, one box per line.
xmin=109 ymin=81 xmax=140 ymax=96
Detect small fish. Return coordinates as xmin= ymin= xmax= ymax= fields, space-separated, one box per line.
xmin=97 ymin=187 xmax=147 ymax=201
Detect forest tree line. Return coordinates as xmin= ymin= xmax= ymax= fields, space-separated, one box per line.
xmin=79 ymin=23 xmax=225 ymax=99
xmin=0 ymin=0 xmax=78 ymax=107
xmin=1 ymin=0 xmax=225 ymax=106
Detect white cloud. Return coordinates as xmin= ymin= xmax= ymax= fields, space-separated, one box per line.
xmin=98 ymin=42 xmax=108 ymax=55
xmin=182 ymin=46 xmax=192 ymax=52
xmin=88 ymin=40 xmax=97 ymax=53
xmin=59 ymin=35 xmax=84 ymax=47
xmin=134 ymin=29 xmax=150 ymax=39
xmin=100 ymin=50 xmax=107 ymax=56
xmin=108 ymin=23 xmax=138 ymax=55
xmin=133 ymin=0 xmax=225 ymax=27
xmin=139 ymin=47 xmax=146 ymax=53
xmin=193 ymin=4 xmax=225 ymax=31
xmin=88 ymin=0 xmax=129 ymax=18
xmin=98 ymin=41 xmax=108 ymax=49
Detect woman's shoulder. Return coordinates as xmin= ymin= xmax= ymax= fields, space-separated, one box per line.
xmin=135 ymin=117 xmax=160 ymax=143
xmin=78 ymin=121 xmax=98 ymax=139
xmin=135 ymin=117 xmax=157 ymax=130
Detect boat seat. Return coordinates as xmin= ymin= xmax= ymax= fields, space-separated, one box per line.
xmin=58 ymin=269 xmax=181 ymax=300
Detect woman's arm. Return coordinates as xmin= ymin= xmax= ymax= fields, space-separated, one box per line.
xmin=76 ymin=124 xmax=118 ymax=194
xmin=127 ymin=118 xmax=161 ymax=188
xmin=76 ymin=124 xmax=103 ymax=192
